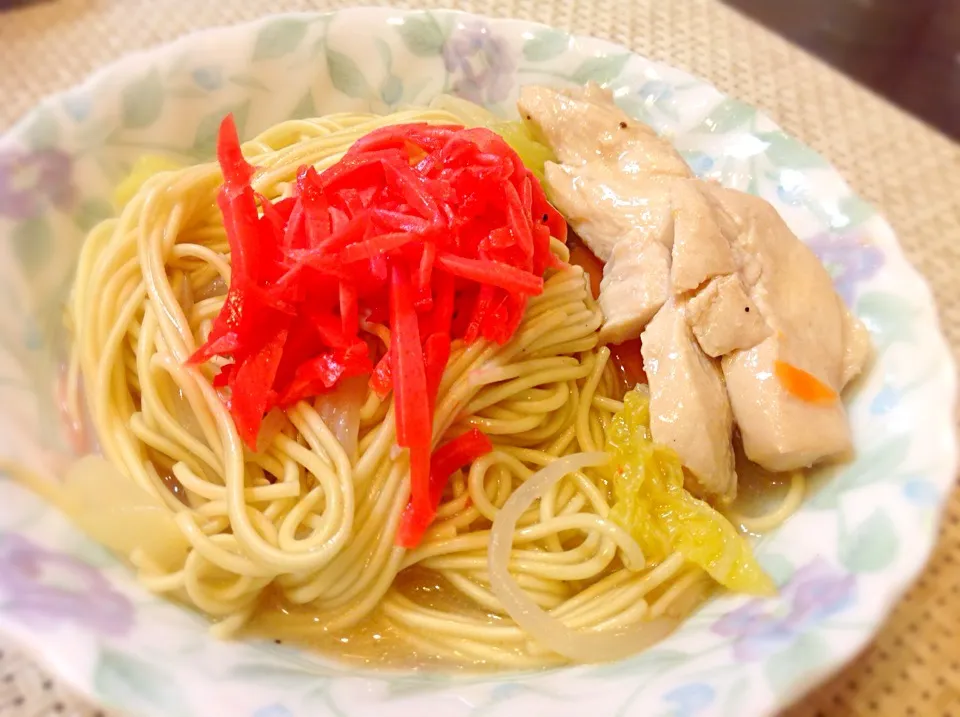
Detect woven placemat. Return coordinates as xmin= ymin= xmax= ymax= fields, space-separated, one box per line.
xmin=1 ymin=0 xmax=958 ymax=715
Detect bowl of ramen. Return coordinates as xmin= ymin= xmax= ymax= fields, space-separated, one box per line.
xmin=0 ymin=8 xmax=954 ymax=717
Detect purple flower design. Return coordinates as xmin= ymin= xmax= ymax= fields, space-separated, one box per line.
xmin=0 ymin=148 xmax=75 ymax=220
xmin=806 ymin=231 xmax=884 ymax=306
xmin=712 ymin=558 xmax=855 ymax=661
xmin=442 ymin=22 xmax=516 ymax=105
xmin=0 ymin=533 xmax=134 ymax=636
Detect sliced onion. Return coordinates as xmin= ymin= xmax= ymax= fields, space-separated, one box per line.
xmin=488 ymin=452 xmax=678 ymax=663
xmin=195 ymin=276 xmax=228 ymax=301
xmin=313 ymin=376 xmax=364 ymax=462
xmin=171 ymin=387 xmax=205 ymax=442
xmin=256 ymin=407 xmax=289 ymax=454
xmin=60 ymin=455 xmax=189 ymax=570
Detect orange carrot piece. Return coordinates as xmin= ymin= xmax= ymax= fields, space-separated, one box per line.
xmin=774 ymin=360 xmax=838 ymax=404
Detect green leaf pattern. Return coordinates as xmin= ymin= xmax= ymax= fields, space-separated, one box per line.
xmin=192 ymin=101 xmax=251 ymax=157
xmin=121 ymin=69 xmax=165 ymax=129
xmin=22 ymin=106 xmax=60 ymax=150
xmin=522 ymin=29 xmax=569 ymax=62
xmin=95 ymin=648 xmax=195 ymax=717
xmin=395 ymin=14 xmax=446 ymax=57
xmin=856 ymin=291 xmax=919 ymax=348
xmin=290 ymin=91 xmax=317 ymax=120
xmin=73 ymin=198 xmax=114 ymax=232
xmin=841 ymin=509 xmax=899 ymax=572
xmin=326 ymin=50 xmax=372 ymax=99
xmin=765 ymin=633 xmax=831 ymax=695
xmin=699 ymin=97 xmax=756 ymax=133
xmin=757 ymin=130 xmax=828 ymax=169
xmin=252 ymin=18 xmax=310 ymax=61
xmin=808 ymin=433 xmax=911 ymax=510
xmin=571 ymin=54 xmax=630 ymax=85
xmin=10 ymin=216 xmax=52 ymax=273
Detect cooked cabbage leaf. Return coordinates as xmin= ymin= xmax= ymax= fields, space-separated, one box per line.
xmin=428 ymin=94 xmax=555 ymax=181
xmin=607 ymin=387 xmax=775 ymax=596
xmin=113 ymin=154 xmax=183 ymax=208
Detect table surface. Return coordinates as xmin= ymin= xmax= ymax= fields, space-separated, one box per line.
xmin=1 ymin=1 xmax=959 ymax=715
xmin=723 ymin=0 xmax=960 ymax=141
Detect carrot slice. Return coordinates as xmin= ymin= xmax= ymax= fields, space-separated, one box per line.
xmin=389 ymin=265 xmax=431 ymax=516
xmin=774 ymin=360 xmax=839 ymax=404
xmin=436 ymin=254 xmax=544 ymax=295
xmin=395 ymin=428 xmax=493 ymax=548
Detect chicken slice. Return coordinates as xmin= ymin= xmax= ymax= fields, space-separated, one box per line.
xmin=527 ymin=86 xmax=741 ymax=346
xmin=670 ymin=181 xmax=738 ymax=293
xmin=721 ymin=342 xmax=855 ymax=472
xmin=840 ymin=303 xmax=872 ymax=386
xmin=684 ymin=274 xmax=771 ymax=357
xmin=516 ymin=82 xmax=871 ymax=483
xmin=598 ymin=240 xmax=671 ymax=344
xmin=641 ymin=301 xmax=738 ymax=502
xmin=517 ymin=84 xmax=691 ymax=175
xmin=707 ymin=186 xmax=870 ymax=470
xmin=542 ymin=163 xmax=675 ymax=261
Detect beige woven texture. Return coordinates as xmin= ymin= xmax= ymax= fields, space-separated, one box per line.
xmin=1 ymin=0 xmax=959 ymax=715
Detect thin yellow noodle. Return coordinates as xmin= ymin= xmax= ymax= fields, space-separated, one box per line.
xmin=724 ymin=471 xmax=806 ymax=534
xmin=31 ymin=107 xmax=800 ymax=671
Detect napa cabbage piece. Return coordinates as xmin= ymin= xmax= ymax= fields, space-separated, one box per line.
xmin=429 ymin=94 xmax=555 ymax=181
xmin=608 ymin=387 xmax=775 ymax=596
xmin=490 ymin=120 xmax=555 ymax=183
xmin=113 ymin=154 xmax=183 ymax=208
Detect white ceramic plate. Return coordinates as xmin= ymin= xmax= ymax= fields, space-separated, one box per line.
xmin=0 ymin=8 xmax=954 ymax=717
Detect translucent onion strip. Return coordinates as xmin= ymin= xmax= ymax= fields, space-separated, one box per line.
xmin=488 ymin=452 xmax=678 ymax=663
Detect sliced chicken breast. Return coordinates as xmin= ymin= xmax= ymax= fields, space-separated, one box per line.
xmin=707 ymin=186 xmax=870 ymax=470
xmin=669 ymin=181 xmax=739 ymax=293
xmin=542 ymin=163 xmax=676 ymax=261
xmin=641 ymin=301 xmax=738 ymax=502
xmin=517 ymin=81 xmax=872 ymax=486
xmin=598 ymin=239 xmax=671 ymax=345
xmin=684 ymin=274 xmax=770 ymax=357
xmin=840 ymin=303 xmax=873 ymax=386
xmin=517 ymin=84 xmax=691 ymax=176
xmin=527 ymin=87 xmax=744 ymax=352
xmin=721 ymin=342 xmax=856 ymax=472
